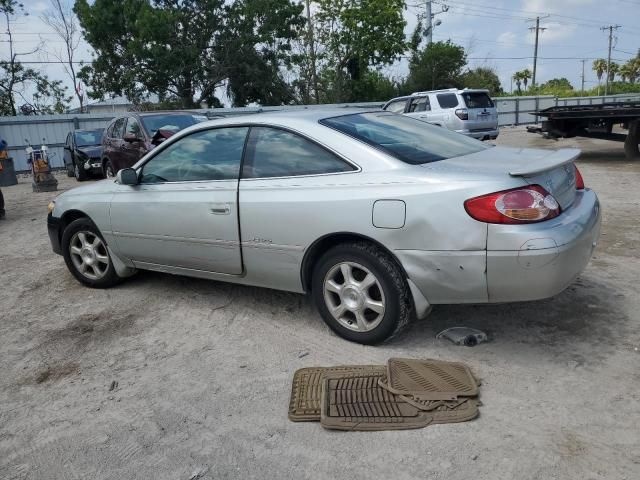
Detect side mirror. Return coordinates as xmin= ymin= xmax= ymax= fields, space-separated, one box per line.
xmin=123 ymin=133 xmax=142 ymax=143
xmin=116 ymin=168 xmax=138 ymax=185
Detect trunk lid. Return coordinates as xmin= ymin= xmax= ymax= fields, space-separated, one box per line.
xmin=422 ymin=146 xmax=579 ymax=210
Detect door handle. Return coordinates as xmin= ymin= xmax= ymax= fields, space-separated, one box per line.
xmin=210 ymin=204 xmax=230 ymax=215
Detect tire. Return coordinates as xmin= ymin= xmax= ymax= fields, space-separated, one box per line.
xmin=311 ymin=241 xmax=412 ymax=345
xmin=66 ymin=161 xmax=74 ymax=177
xmin=73 ymin=160 xmax=87 ymax=181
xmin=61 ymin=217 xmax=122 ymax=288
xmin=103 ymin=160 xmax=115 ymax=179
xmin=0 ymin=188 xmax=4 ymax=219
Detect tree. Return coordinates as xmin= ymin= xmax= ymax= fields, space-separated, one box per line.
xmin=607 ymin=62 xmax=619 ymax=83
xmin=0 ymin=0 xmax=71 ymax=115
xmin=75 ymin=0 xmax=304 ymax=108
xmin=541 ymin=77 xmax=573 ymax=90
xmin=512 ymin=71 xmax=523 ymax=94
xmin=460 ymin=67 xmax=502 ymax=96
xmin=593 ymin=58 xmax=607 ymax=93
xmin=314 ymin=0 xmax=406 ymax=102
xmin=521 ymin=68 xmax=532 ymax=91
xmin=405 ymin=41 xmax=467 ymax=92
xmin=41 ymin=0 xmax=84 ymax=112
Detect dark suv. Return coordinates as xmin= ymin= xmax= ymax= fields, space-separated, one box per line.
xmin=101 ymin=112 xmax=207 ymax=178
xmin=63 ymin=128 xmax=104 ymax=181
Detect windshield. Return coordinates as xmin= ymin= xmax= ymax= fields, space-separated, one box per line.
xmin=74 ymin=129 xmax=103 ymax=147
xmin=462 ymin=92 xmax=494 ymax=109
xmin=321 ymin=112 xmax=489 ymax=165
xmin=141 ymin=114 xmax=199 ymax=136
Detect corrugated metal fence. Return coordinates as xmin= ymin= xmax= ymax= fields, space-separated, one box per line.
xmin=2 ymin=94 xmax=639 ymax=171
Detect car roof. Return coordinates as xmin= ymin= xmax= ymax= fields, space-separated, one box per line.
xmin=194 ymin=108 xmax=381 ymax=129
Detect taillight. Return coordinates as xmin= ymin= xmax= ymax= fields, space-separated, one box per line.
xmin=464 ymin=185 xmax=561 ymax=224
xmin=455 ymin=108 xmax=468 ymax=120
xmin=574 ymin=164 xmax=585 ymax=189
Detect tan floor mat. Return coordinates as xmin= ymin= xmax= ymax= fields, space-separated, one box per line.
xmin=288 ymin=365 xmax=385 ymax=422
xmin=399 ymin=396 xmax=481 ymax=424
xmin=380 ymin=358 xmax=479 ymax=400
xmin=319 ymin=371 xmax=434 ymax=431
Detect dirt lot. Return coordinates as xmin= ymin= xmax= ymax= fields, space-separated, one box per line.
xmin=1 ymin=127 xmax=639 ymax=480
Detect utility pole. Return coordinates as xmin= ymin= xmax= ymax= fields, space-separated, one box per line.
xmin=601 ymin=25 xmax=621 ymax=96
xmin=581 ymin=59 xmax=586 ymax=93
xmin=425 ymin=1 xmax=433 ymax=44
xmin=304 ymin=0 xmax=319 ymax=104
xmin=528 ymin=16 xmax=548 ymax=88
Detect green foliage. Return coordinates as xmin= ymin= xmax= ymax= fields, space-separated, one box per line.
xmin=527 ymin=77 xmax=574 ymax=96
xmin=460 ymin=67 xmax=502 ymax=96
xmin=404 ymin=41 xmax=466 ymax=92
xmin=75 ymin=0 xmax=304 ymax=108
xmin=315 ymin=0 xmax=406 ymax=102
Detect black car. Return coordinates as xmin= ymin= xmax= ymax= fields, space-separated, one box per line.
xmin=63 ymin=129 xmax=104 ymax=181
xmin=0 ymin=188 xmax=4 ymax=219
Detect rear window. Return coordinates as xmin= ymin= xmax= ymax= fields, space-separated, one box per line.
xmin=463 ymin=92 xmax=494 ymax=109
xmin=436 ymin=93 xmax=459 ymax=109
xmin=321 ymin=112 xmax=488 ymax=165
xmin=141 ymin=114 xmax=199 ymax=136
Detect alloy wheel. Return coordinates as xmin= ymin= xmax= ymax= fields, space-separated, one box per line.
xmin=69 ymin=231 xmax=110 ymax=280
xmin=323 ymin=261 xmax=386 ymax=332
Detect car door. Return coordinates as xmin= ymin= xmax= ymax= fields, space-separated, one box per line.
xmin=63 ymin=132 xmax=73 ymax=169
xmin=120 ymin=117 xmax=147 ymax=169
xmin=107 ymin=117 xmax=127 ymax=172
xmin=109 ymin=126 xmax=249 ymax=274
xmin=404 ymin=96 xmax=433 ymax=123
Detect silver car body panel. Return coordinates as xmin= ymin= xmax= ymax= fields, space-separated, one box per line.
xmin=51 ymin=109 xmax=600 ymax=312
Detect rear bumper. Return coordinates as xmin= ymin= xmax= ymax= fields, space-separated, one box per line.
xmin=457 ymin=128 xmax=499 ymax=140
xmin=47 ymin=213 xmax=62 ymax=255
xmin=486 ymin=189 xmax=601 ymax=302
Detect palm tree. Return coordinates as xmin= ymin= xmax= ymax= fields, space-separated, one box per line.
xmin=593 ymin=58 xmax=607 ymax=94
xmin=521 ymin=69 xmax=532 ymax=91
xmin=607 ymin=62 xmax=619 ymax=83
xmin=513 ymin=71 xmax=523 ymax=93
xmin=620 ymin=59 xmax=639 ymax=83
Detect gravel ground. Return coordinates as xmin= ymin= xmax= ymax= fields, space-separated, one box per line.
xmin=1 ymin=127 xmax=639 ymax=480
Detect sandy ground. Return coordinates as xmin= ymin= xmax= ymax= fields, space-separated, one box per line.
xmin=1 ymin=127 xmax=639 ymax=480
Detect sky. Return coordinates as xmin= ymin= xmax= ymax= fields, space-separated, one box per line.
xmin=2 ymin=0 xmax=640 ymax=110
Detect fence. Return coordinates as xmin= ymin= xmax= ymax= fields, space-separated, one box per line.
xmin=2 ymin=94 xmax=639 ymax=172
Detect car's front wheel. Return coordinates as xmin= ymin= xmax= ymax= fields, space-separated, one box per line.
xmin=311 ymin=242 xmax=412 ymax=344
xmin=61 ymin=218 xmax=122 ymax=288
xmin=103 ymin=160 xmax=115 ymax=179
xmin=73 ymin=161 xmax=88 ymax=181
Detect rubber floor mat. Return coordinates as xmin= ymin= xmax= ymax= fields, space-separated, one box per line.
xmin=380 ymin=358 xmax=479 ymax=400
xmin=400 ymin=396 xmax=481 ymax=424
xmin=288 ymin=365 xmax=385 ymax=422
xmin=320 ymin=371 xmax=434 ymax=431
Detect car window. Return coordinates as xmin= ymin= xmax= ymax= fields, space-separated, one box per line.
xmin=462 ymin=92 xmax=494 ymax=109
xmin=140 ymin=114 xmax=198 ymax=137
xmin=242 ymin=127 xmax=355 ymax=179
xmin=140 ymin=127 xmax=249 ymax=184
xmin=125 ymin=118 xmax=143 ymax=139
xmin=436 ymin=93 xmax=459 ymax=109
xmin=384 ymin=99 xmax=407 ymax=113
xmin=408 ymin=97 xmax=430 ymax=112
xmin=112 ymin=118 xmax=126 ymax=139
xmin=321 ymin=112 xmax=488 ymax=165
xmin=74 ymin=130 xmax=103 ymax=146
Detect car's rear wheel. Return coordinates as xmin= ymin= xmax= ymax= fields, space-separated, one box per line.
xmin=103 ymin=160 xmax=115 ymax=179
xmin=62 ymin=218 xmax=122 ymax=288
xmin=311 ymin=242 xmax=412 ymax=344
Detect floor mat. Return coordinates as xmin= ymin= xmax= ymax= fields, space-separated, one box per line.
xmin=380 ymin=358 xmax=479 ymax=400
xmin=399 ymin=396 xmax=481 ymax=424
xmin=319 ymin=371 xmax=434 ymax=431
xmin=288 ymin=365 xmax=385 ymax=422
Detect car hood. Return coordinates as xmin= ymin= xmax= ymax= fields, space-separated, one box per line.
xmin=60 ymin=178 xmax=117 ymax=197
xmin=76 ymin=145 xmax=102 ymax=157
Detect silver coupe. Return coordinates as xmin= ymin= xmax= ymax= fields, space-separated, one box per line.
xmin=47 ymin=110 xmax=601 ymax=344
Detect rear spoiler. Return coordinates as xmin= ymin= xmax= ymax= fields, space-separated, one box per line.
xmin=509 ymin=148 xmax=580 ymax=176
